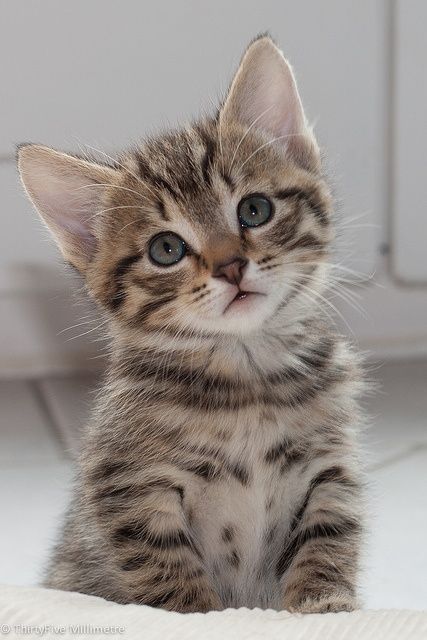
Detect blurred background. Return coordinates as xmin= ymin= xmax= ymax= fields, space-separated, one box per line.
xmin=0 ymin=0 xmax=426 ymax=610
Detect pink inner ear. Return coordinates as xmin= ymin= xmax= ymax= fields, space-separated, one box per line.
xmin=18 ymin=144 xmax=119 ymax=271
xmin=28 ymin=167 xmax=100 ymax=263
xmin=221 ymin=38 xmax=308 ymax=143
xmin=43 ymin=174 xmax=96 ymax=236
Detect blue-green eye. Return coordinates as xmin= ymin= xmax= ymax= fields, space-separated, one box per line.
xmin=149 ymin=232 xmax=186 ymax=266
xmin=238 ymin=195 xmax=273 ymax=228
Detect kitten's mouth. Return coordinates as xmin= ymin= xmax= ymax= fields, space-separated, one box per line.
xmin=224 ymin=289 xmax=265 ymax=314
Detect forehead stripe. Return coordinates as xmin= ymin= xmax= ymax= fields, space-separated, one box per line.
xmin=136 ymin=152 xmax=179 ymax=201
xmin=201 ymin=137 xmax=215 ymax=187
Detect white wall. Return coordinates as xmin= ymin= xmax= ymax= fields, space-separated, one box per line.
xmin=392 ymin=0 xmax=427 ymax=283
xmin=0 ymin=0 xmax=426 ymax=376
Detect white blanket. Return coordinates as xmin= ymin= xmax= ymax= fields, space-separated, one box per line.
xmin=0 ymin=585 xmax=426 ymax=640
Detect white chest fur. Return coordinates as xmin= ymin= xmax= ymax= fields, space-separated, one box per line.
xmin=186 ymin=411 xmax=311 ymax=608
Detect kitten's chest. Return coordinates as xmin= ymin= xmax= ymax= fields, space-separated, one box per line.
xmin=185 ymin=416 xmax=305 ymax=608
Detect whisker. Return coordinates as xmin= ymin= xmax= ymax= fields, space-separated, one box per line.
xmin=237 ymin=133 xmax=305 ymax=173
xmin=87 ymin=204 xmax=145 ymax=222
xmin=335 ymin=210 xmax=372 ymax=228
xmin=82 ymin=144 xmax=141 ymax=182
xmin=81 ymin=143 xmax=161 ymax=203
xmin=228 ymin=105 xmax=274 ymax=172
xmin=274 ymin=257 xmax=369 ymax=314
xmin=65 ymin=319 xmax=109 ymax=342
xmin=72 ymin=183 xmax=151 ymax=202
xmin=118 ymin=218 xmax=146 ymax=233
xmin=57 ymin=318 xmax=102 ymax=335
xmin=297 ymin=282 xmax=357 ymax=338
xmin=292 ymin=286 xmax=338 ymax=329
xmin=338 ymin=223 xmax=380 ymax=231
xmin=217 ymin=114 xmax=225 ymax=175
xmin=307 ymin=274 xmax=366 ymax=317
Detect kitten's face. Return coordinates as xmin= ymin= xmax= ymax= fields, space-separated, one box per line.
xmin=17 ymin=36 xmax=333 ymax=340
xmin=89 ymin=124 xmax=332 ymax=338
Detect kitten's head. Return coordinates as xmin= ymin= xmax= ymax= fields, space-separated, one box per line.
xmin=18 ymin=36 xmax=333 ymax=340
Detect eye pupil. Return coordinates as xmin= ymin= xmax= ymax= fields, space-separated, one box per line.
xmin=238 ymin=195 xmax=273 ymax=228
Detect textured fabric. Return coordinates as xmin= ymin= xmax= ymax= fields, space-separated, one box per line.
xmin=0 ymin=586 xmax=426 ymax=640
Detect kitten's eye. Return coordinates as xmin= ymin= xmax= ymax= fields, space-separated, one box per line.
xmin=238 ymin=195 xmax=273 ymax=228
xmin=149 ymin=232 xmax=186 ymax=266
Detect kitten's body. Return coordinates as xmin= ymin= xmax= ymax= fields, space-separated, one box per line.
xmin=47 ymin=322 xmax=362 ymax=610
xmin=19 ymin=37 xmax=364 ymax=613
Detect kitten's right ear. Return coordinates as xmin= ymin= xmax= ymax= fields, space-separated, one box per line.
xmin=17 ymin=144 xmax=118 ymax=273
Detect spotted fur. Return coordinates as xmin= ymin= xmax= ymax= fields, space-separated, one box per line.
xmin=18 ymin=35 xmax=364 ymax=613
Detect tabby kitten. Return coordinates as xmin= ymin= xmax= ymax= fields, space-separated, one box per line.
xmin=18 ymin=35 xmax=364 ymax=613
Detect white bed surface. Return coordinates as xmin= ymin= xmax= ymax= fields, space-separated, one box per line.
xmin=0 ymin=585 xmax=426 ymax=640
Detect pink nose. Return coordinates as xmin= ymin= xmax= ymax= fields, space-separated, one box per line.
xmin=213 ymin=257 xmax=248 ymax=285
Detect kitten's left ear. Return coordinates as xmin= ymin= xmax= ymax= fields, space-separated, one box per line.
xmin=220 ymin=35 xmax=319 ymax=171
xmin=17 ymin=144 xmax=118 ymax=273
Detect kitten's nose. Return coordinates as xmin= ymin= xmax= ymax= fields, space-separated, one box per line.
xmin=213 ymin=257 xmax=248 ymax=285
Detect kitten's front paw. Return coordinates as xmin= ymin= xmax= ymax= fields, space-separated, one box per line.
xmin=177 ymin=588 xmax=223 ymax=613
xmin=288 ymin=593 xmax=358 ymax=614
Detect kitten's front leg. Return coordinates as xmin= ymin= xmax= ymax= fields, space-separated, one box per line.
xmin=278 ymin=464 xmax=362 ymax=614
xmin=94 ymin=476 xmax=221 ymax=612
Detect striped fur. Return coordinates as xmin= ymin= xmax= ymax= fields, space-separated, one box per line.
xmin=19 ymin=36 xmax=365 ymax=613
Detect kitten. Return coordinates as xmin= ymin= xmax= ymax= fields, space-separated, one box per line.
xmin=18 ymin=35 xmax=364 ymax=613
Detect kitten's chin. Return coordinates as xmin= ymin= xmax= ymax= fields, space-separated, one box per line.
xmin=224 ymin=291 xmax=266 ymax=315
xmin=195 ymin=292 xmax=278 ymax=336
